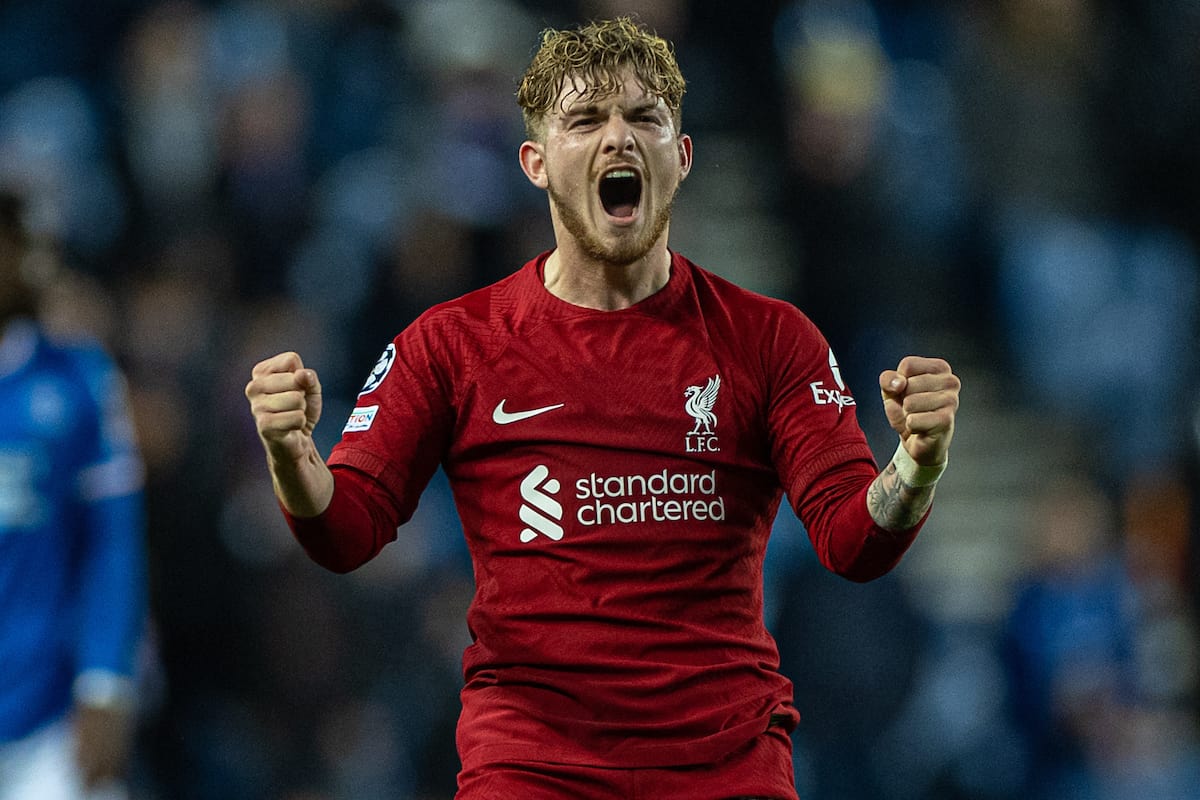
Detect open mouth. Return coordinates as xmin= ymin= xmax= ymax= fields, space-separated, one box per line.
xmin=599 ymin=169 xmax=642 ymax=219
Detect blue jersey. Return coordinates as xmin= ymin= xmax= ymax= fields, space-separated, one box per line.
xmin=0 ymin=319 xmax=146 ymax=742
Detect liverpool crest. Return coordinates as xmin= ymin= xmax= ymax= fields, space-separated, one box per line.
xmin=684 ymin=375 xmax=721 ymax=452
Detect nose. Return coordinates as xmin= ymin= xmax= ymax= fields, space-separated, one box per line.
xmin=600 ymin=114 xmax=636 ymax=154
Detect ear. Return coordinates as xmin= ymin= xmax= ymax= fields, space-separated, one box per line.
xmin=519 ymin=140 xmax=549 ymax=189
xmin=677 ymin=133 xmax=693 ymax=181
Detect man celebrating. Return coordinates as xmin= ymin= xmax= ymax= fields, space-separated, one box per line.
xmin=246 ymin=17 xmax=960 ymax=800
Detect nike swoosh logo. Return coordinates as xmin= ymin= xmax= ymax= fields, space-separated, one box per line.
xmin=492 ymin=399 xmax=564 ymax=424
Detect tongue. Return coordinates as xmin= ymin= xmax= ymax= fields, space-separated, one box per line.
xmin=608 ymin=201 xmax=636 ymax=218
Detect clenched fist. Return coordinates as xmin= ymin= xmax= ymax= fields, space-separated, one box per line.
xmin=245 ymin=351 xmax=333 ymax=517
xmin=245 ymin=351 xmax=323 ymax=461
xmin=878 ymin=356 xmax=960 ymax=467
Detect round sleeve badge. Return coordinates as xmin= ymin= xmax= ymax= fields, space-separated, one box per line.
xmin=359 ymin=343 xmax=396 ymax=395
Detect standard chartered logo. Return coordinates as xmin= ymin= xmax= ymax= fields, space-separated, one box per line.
xmin=517 ymin=464 xmax=726 ymax=542
xmin=519 ymin=465 xmax=563 ymax=543
xmin=576 ymin=469 xmax=726 ymax=525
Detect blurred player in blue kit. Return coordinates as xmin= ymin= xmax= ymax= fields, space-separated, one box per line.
xmin=0 ymin=190 xmax=147 ymax=800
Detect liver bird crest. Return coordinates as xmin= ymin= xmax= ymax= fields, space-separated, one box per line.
xmin=684 ymin=375 xmax=720 ymax=435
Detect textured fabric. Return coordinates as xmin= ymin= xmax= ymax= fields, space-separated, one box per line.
xmin=454 ymin=729 xmax=797 ymax=800
xmin=287 ymin=251 xmax=925 ymax=771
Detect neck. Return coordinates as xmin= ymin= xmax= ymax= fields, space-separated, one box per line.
xmin=543 ymin=242 xmax=672 ymax=311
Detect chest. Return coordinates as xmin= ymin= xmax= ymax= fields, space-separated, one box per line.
xmin=449 ymin=313 xmax=767 ymax=469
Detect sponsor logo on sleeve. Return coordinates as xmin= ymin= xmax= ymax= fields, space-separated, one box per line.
xmin=810 ymin=348 xmax=855 ymax=412
xmin=343 ymin=405 xmax=379 ymax=433
xmin=359 ymin=344 xmax=395 ymax=395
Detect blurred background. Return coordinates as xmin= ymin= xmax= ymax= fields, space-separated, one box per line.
xmin=2 ymin=0 xmax=1197 ymax=797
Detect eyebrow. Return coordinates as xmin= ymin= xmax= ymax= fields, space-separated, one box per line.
xmin=560 ymin=99 xmax=666 ymax=119
xmin=626 ymin=100 xmax=667 ymax=116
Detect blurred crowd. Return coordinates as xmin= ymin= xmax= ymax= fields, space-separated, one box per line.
xmin=1 ymin=0 xmax=1197 ymax=798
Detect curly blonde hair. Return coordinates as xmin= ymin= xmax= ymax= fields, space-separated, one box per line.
xmin=517 ymin=17 xmax=687 ymax=141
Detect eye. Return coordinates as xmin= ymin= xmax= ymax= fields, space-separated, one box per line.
xmin=569 ymin=116 xmax=599 ymax=129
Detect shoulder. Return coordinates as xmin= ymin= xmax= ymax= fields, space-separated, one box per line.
xmin=7 ymin=327 xmax=132 ymax=443
xmin=403 ymin=255 xmax=548 ymax=349
xmin=386 ymin=263 xmax=533 ymax=379
xmin=411 ymin=262 xmax=529 ymax=331
xmin=47 ymin=334 xmax=126 ymax=397
xmin=15 ymin=325 xmax=117 ymax=389
xmin=677 ymin=255 xmax=824 ymax=340
xmin=55 ymin=335 xmax=121 ymax=375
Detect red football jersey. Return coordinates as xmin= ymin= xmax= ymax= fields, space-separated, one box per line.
xmin=305 ymin=251 xmax=920 ymax=770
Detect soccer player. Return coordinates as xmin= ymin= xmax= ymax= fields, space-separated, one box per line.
xmin=0 ymin=191 xmax=147 ymax=800
xmin=246 ymin=18 xmax=960 ymax=800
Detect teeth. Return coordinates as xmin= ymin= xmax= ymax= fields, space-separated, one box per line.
xmin=604 ymin=169 xmax=636 ymax=180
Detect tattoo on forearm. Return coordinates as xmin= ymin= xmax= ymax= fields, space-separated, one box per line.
xmin=867 ymin=460 xmax=936 ymax=531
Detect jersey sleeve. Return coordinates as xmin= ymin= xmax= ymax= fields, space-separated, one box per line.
xmin=70 ymin=345 xmax=148 ymax=704
xmin=765 ymin=306 xmax=876 ymax=500
xmin=794 ymin=464 xmax=925 ymax=581
xmin=765 ymin=306 xmax=923 ymax=580
xmin=283 ymin=466 xmax=404 ymax=573
xmin=321 ymin=311 xmax=458 ymax=558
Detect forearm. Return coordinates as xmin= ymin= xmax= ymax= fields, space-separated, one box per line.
xmin=268 ymin=444 xmax=335 ymax=518
xmin=798 ymin=459 xmax=925 ymax=582
xmin=866 ymin=443 xmax=945 ymax=532
xmin=283 ymin=466 xmax=401 ymax=572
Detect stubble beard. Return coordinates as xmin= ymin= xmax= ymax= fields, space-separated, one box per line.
xmin=547 ymin=181 xmax=677 ymax=268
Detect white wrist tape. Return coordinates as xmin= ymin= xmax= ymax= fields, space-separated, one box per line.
xmin=892 ymin=442 xmax=946 ymax=487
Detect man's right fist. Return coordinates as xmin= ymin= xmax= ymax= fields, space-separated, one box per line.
xmin=245 ymin=351 xmax=323 ymax=461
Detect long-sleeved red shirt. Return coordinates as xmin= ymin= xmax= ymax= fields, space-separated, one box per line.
xmin=285 ymin=251 xmax=925 ymax=770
